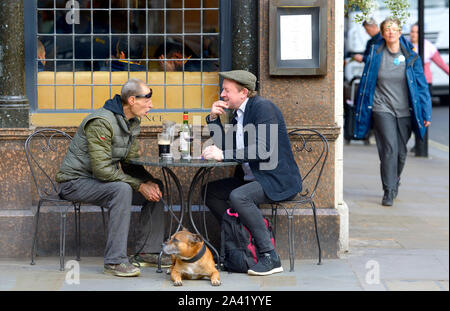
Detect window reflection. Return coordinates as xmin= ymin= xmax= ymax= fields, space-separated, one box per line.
xmin=37 ymin=0 xmax=219 ymax=72
xmin=36 ymin=0 xmax=220 ymax=112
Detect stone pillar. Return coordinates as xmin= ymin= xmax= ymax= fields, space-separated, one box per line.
xmin=231 ymin=0 xmax=259 ymax=77
xmin=334 ymin=0 xmax=349 ymax=253
xmin=0 ymin=0 xmax=29 ymax=128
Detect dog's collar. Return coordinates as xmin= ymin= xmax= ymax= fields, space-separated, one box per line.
xmin=181 ymin=242 xmax=207 ymax=263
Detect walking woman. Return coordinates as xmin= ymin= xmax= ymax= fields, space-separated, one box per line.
xmin=354 ymin=18 xmax=432 ymax=206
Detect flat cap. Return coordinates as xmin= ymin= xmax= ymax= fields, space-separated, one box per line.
xmin=219 ymin=70 xmax=257 ymax=91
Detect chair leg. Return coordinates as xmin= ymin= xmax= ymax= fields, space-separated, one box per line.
xmin=311 ymin=201 xmax=322 ymax=265
xmin=101 ymin=206 xmax=107 ymax=238
xmin=78 ymin=206 xmax=82 ymax=261
xmin=287 ymin=214 xmax=295 ymax=272
xmin=60 ymin=211 xmax=67 ymax=271
xmin=156 ymin=250 xmax=163 ymax=273
xmin=74 ymin=204 xmax=81 ymax=261
xmin=271 ymin=204 xmax=278 ymax=240
xmin=30 ymin=201 xmax=42 ymax=265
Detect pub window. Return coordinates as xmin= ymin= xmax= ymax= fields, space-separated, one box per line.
xmin=35 ymin=0 xmax=220 ymax=117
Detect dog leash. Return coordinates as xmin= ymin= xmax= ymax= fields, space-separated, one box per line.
xmin=161 ymin=197 xmax=181 ymax=225
xmin=130 ymin=197 xmax=182 ymax=268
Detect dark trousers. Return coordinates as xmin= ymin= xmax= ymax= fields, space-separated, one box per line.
xmin=205 ymin=177 xmax=274 ymax=254
xmin=372 ymin=112 xmax=412 ymax=191
xmin=58 ymin=178 xmax=165 ymax=264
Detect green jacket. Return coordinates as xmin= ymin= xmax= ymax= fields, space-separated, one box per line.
xmin=56 ymin=95 xmax=153 ymax=191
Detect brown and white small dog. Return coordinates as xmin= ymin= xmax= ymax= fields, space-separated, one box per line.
xmin=162 ymin=229 xmax=221 ymax=286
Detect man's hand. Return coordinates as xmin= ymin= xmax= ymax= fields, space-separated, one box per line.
xmin=424 ymin=121 xmax=431 ymax=127
xmin=209 ymin=100 xmax=229 ymax=121
xmin=353 ymin=54 xmax=364 ymax=63
xmin=202 ymin=145 xmax=224 ymax=161
xmin=139 ymin=181 xmax=162 ymax=202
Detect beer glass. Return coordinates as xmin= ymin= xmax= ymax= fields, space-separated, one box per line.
xmin=158 ymin=133 xmax=171 ymax=157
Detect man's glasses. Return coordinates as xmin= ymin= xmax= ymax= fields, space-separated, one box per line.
xmin=134 ymin=89 xmax=152 ymax=99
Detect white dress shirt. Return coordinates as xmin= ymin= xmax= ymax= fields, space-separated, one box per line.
xmin=235 ymin=99 xmax=256 ymax=181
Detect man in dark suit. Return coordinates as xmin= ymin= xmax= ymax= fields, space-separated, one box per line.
xmin=352 ymin=18 xmax=382 ymax=63
xmin=202 ymin=70 xmax=302 ymax=276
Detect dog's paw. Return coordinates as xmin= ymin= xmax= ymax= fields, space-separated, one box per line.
xmin=173 ymin=280 xmax=183 ymax=286
xmin=211 ymin=279 xmax=221 ymax=286
xmin=166 ymin=268 xmax=171 ymax=275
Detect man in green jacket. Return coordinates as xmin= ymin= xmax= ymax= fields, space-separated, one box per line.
xmin=56 ymin=78 xmax=169 ymax=277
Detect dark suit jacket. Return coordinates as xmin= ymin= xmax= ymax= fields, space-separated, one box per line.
xmin=206 ymin=96 xmax=302 ymax=201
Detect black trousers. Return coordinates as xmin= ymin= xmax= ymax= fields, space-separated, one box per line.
xmin=372 ymin=112 xmax=412 ymax=191
xmin=205 ymin=177 xmax=274 ymax=254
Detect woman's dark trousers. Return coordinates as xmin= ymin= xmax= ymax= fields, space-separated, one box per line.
xmin=372 ymin=112 xmax=412 ymax=192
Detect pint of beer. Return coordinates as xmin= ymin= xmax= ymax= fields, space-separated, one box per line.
xmin=158 ymin=133 xmax=171 ymax=157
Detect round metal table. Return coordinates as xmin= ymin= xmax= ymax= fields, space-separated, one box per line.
xmin=127 ymin=156 xmax=238 ymax=271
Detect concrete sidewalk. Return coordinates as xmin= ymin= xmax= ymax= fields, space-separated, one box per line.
xmin=0 ymin=140 xmax=448 ymax=291
xmin=341 ymin=139 xmax=449 ymax=291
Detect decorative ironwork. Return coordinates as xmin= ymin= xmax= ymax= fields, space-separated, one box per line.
xmin=25 ymin=129 xmax=73 ymax=198
xmin=24 ymin=128 xmax=106 ymax=271
xmin=271 ymin=128 xmax=329 ymax=271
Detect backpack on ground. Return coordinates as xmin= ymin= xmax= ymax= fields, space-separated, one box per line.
xmin=219 ymin=208 xmax=275 ymax=273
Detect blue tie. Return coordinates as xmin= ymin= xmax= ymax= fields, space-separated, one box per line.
xmin=232 ymin=111 xmax=238 ymax=126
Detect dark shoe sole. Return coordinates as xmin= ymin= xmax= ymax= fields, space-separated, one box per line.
xmin=130 ymin=254 xmax=172 ymax=268
xmin=247 ymin=266 xmax=283 ymax=276
xmin=132 ymin=261 xmax=171 ymax=268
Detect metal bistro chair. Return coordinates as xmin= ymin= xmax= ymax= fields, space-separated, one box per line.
xmin=270 ymin=128 xmax=329 ymax=271
xmin=25 ymin=128 xmax=107 ymax=271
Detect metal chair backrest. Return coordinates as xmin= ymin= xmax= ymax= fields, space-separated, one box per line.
xmin=24 ymin=128 xmax=73 ymax=199
xmin=288 ymin=128 xmax=329 ymax=200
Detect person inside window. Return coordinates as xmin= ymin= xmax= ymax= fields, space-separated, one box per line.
xmin=37 ymin=39 xmax=46 ymax=72
xmin=154 ymin=41 xmax=203 ymax=72
xmin=111 ymin=37 xmax=146 ymax=72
